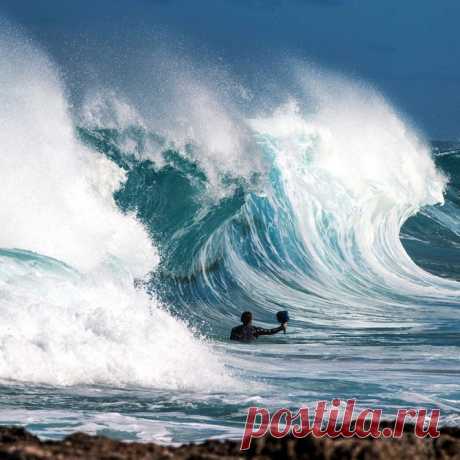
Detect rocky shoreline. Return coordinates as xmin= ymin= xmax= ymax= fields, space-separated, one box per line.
xmin=0 ymin=424 xmax=459 ymax=459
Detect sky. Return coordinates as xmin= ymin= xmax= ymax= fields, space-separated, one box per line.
xmin=1 ymin=0 xmax=459 ymax=139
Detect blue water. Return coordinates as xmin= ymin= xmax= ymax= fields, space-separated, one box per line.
xmin=0 ymin=24 xmax=459 ymax=444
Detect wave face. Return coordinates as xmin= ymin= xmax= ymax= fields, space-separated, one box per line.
xmin=79 ymin=80 xmax=460 ymax=331
xmin=1 ymin=24 xmax=459 ymax=443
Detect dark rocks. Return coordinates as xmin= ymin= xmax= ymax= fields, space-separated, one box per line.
xmin=0 ymin=426 xmax=40 ymax=444
xmin=0 ymin=425 xmax=459 ymax=460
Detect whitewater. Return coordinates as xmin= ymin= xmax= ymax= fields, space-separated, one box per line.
xmin=0 ymin=24 xmax=459 ymax=443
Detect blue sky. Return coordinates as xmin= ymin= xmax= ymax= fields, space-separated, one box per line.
xmin=2 ymin=0 xmax=459 ymax=138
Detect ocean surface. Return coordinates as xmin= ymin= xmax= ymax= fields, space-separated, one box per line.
xmin=0 ymin=24 xmax=459 ymax=444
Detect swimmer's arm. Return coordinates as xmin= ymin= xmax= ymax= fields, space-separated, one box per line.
xmin=254 ymin=325 xmax=284 ymax=337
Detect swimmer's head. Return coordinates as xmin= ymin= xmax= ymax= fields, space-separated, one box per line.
xmin=241 ymin=311 xmax=252 ymax=325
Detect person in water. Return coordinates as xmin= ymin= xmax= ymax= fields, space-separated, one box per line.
xmin=230 ymin=311 xmax=286 ymax=342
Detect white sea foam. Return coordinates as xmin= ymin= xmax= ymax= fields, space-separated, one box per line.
xmin=0 ymin=24 xmax=234 ymax=389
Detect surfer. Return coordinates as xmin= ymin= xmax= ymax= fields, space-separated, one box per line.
xmin=230 ymin=311 xmax=287 ymax=342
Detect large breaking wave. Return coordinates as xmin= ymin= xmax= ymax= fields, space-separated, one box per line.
xmin=78 ymin=76 xmax=460 ymax=338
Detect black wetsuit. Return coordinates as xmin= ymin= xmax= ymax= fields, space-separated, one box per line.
xmin=230 ymin=324 xmax=284 ymax=342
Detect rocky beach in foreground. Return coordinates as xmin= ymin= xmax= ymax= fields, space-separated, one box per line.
xmin=0 ymin=425 xmax=459 ymax=460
